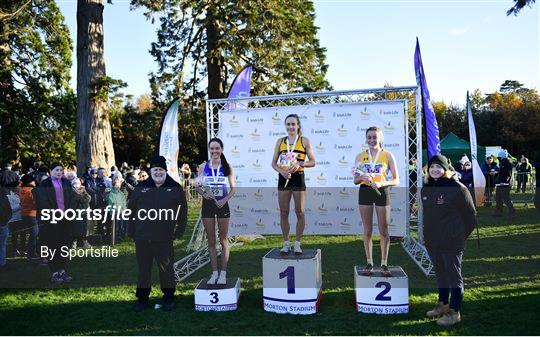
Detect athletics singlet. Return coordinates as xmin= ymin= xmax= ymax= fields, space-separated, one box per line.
xmin=277 ymin=136 xmax=306 ymax=171
xmin=202 ymin=161 xmax=229 ymax=201
xmin=357 ymin=149 xmax=390 ymax=186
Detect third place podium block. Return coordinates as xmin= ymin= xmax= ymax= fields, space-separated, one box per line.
xmin=194 ymin=277 xmax=241 ymax=312
xmin=354 ymin=266 xmax=409 ymax=314
xmin=263 ymin=248 xmax=322 ymax=315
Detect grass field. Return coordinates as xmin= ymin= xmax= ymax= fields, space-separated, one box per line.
xmin=0 ymin=196 xmax=539 ymax=336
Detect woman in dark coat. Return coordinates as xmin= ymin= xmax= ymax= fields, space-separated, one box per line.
xmin=38 ymin=163 xmax=76 ymax=284
xmin=422 ymin=155 xmax=477 ymax=327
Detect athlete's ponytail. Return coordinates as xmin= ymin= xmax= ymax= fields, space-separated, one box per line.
xmin=208 ymin=137 xmax=231 ymax=176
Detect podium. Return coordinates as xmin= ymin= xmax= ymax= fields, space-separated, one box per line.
xmin=354 ymin=266 xmax=409 ymax=314
xmin=263 ymin=248 xmax=322 ymax=315
xmin=194 ymin=277 xmax=241 ymax=312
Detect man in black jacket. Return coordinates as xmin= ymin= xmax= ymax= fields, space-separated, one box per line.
xmin=495 ymin=150 xmax=516 ymax=217
xmin=128 ymin=156 xmax=187 ymax=312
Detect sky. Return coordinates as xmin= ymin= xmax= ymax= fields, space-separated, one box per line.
xmin=56 ymin=0 xmax=539 ymax=106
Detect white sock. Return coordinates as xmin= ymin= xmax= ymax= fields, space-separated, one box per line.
xmin=211 ymin=270 xmax=219 ymax=277
xmin=381 ymin=259 xmax=387 ymax=266
xmin=219 ymin=270 xmax=227 ymax=278
xmin=367 ymin=258 xmax=373 ymax=265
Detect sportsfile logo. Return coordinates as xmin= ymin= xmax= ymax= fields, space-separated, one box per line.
xmin=250 ymin=128 xmax=261 ymax=141
xmin=313 ymin=110 xmax=325 ymax=122
xmin=271 ymin=112 xmax=281 ymax=125
xmin=315 ymin=141 xmax=326 ymax=154
xmin=228 ymin=115 xmax=240 ymax=127
xmin=337 ymin=123 xmax=348 ymax=137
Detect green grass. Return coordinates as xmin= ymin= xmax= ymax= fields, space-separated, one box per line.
xmin=0 ymin=198 xmax=539 ymax=335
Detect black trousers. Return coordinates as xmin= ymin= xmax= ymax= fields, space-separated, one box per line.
xmin=516 ymin=175 xmax=529 ymax=192
xmin=428 ymin=250 xmax=464 ymax=311
xmin=135 ymin=240 xmax=176 ymax=301
xmin=43 ymin=221 xmax=72 ymax=273
xmin=495 ymin=185 xmax=515 ymax=214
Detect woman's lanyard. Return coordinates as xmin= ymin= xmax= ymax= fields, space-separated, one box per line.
xmin=286 ymin=135 xmax=299 ymax=156
xmin=367 ymin=148 xmax=381 ymax=174
xmin=209 ymin=161 xmax=221 ymax=180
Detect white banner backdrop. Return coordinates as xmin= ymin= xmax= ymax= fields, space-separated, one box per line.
xmin=217 ymin=100 xmax=408 ymax=236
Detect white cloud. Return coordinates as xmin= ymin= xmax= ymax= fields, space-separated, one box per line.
xmin=448 ymin=27 xmax=468 ymax=36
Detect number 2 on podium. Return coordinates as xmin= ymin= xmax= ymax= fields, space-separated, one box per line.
xmin=279 ymin=266 xmax=295 ymax=294
xmin=375 ymin=281 xmax=392 ymax=301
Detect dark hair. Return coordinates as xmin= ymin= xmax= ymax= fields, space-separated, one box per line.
xmin=208 ymin=137 xmax=231 ymax=176
xmin=284 ymin=114 xmax=302 ymax=135
xmin=365 ymin=126 xmax=382 ymax=136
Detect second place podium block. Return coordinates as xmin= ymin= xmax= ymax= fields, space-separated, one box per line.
xmin=262 ymin=248 xmax=322 ymax=315
xmin=354 ymin=266 xmax=409 ymax=314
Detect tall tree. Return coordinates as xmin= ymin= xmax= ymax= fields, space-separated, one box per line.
xmin=507 ymin=0 xmax=536 ymax=15
xmin=131 ymin=0 xmax=330 ymax=163
xmin=76 ymin=0 xmax=115 ymax=175
xmin=0 ymin=0 xmax=75 ymax=166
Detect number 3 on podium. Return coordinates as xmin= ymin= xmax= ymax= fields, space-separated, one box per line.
xmin=279 ymin=266 xmax=295 ymax=294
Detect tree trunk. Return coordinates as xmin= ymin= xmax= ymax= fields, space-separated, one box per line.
xmin=206 ymin=7 xmax=226 ymax=100
xmin=76 ymin=0 xmax=115 ymax=176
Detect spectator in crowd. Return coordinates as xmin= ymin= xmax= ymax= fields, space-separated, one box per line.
xmin=0 ymin=186 xmax=12 ymax=271
xmin=34 ymin=167 xmax=50 ymax=266
xmin=39 ymin=162 xmax=75 ymax=283
xmin=95 ymin=168 xmax=112 ymax=240
xmin=120 ymin=162 xmax=129 ymax=176
xmin=456 ymin=155 xmax=474 ymax=196
xmin=137 ymin=170 xmax=149 ymax=182
xmin=71 ymin=178 xmax=92 ymax=249
xmin=5 ymin=173 xmax=24 ymax=257
xmin=422 ymin=154 xmax=477 ymax=327
xmin=128 ymin=155 xmax=187 ymax=312
xmin=495 ymin=150 xmax=516 ymax=217
xmin=107 ymin=176 xmax=128 ymax=243
xmin=534 ymin=152 xmax=539 ymax=213
xmin=516 ymin=155 xmax=532 ymax=193
xmin=27 ymin=161 xmax=42 ymax=181
xmin=481 ymin=155 xmax=499 ymax=207
xmin=20 ymin=174 xmax=39 ymax=259
xmin=124 ymin=166 xmax=138 ymax=191
xmin=180 ymin=163 xmax=192 ymax=200
xmin=64 ymin=165 xmax=77 ymax=183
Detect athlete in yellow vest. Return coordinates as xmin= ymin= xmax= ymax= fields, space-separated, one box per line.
xmin=353 ymin=126 xmax=400 ymax=277
xmin=271 ymin=114 xmax=316 ymax=255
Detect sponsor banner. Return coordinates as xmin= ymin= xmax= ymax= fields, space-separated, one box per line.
xmin=218 ymin=100 xmax=407 ymax=236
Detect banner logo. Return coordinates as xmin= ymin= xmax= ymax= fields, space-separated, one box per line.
xmin=230 ymin=145 xmax=241 ymax=158
xmin=316 ymin=172 xmax=327 ymax=185
xmin=271 ymin=112 xmax=282 ymax=125
xmin=337 ymin=123 xmax=348 ymax=137
xmin=228 ymin=115 xmax=240 ymax=127
xmin=250 ymin=128 xmax=261 ymax=141
xmin=313 ymin=110 xmax=325 ymax=122
xmin=315 ymin=141 xmax=326 ymax=155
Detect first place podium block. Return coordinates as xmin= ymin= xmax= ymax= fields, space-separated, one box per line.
xmin=194 ymin=277 xmax=241 ymax=312
xmin=263 ymin=248 xmax=322 ymax=315
xmin=354 ymin=266 xmax=409 ymax=314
